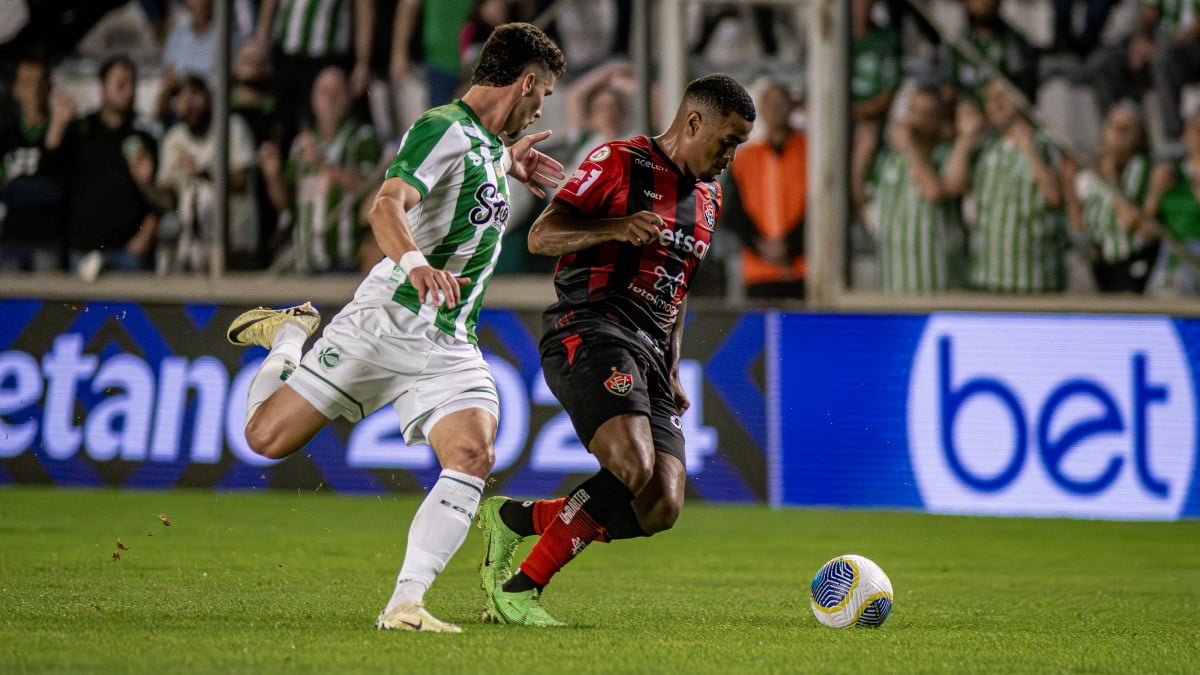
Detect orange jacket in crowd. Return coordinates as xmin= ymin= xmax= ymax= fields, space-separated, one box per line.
xmin=724 ymin=131 xmax=807 ymax=286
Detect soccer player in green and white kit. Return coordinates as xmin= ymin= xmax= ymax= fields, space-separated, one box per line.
xmin=225 ymin=23 xmax=565 ymax=633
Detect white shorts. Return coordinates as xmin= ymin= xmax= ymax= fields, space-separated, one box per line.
xmin=287 ymin=294 xmax=498 ymax=446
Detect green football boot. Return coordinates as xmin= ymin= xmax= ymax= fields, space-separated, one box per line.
xmin=485 ymin=586 xmax=567 ymax=627
xmin=476 ymin=497 xmax=525 ymax=594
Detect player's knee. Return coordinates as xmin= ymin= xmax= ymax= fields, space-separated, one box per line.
xmin=640 ymin=495 xmax=683 ymax=535
xmin=442 ymin=437 xmax=495 ymax=476
xmin=244 ymin=414 xmax=293 ymax=459
xmin=607 ymin=449 xmax=655 ymax=494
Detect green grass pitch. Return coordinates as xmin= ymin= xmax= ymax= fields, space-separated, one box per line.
xmin=2 ymin=487 xmax=1198 ymax=673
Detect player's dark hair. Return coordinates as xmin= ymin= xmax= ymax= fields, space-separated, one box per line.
xmin=470 ymin=22 xmax=565 ymax=87
xmin=683 ymin=74 xmax=756 ymax=122
xmin=98 ymin=54 xmax=136 ymax=83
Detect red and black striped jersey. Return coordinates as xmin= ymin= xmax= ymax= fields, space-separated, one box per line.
xmin=544 ymin=136 xmax=721 ymax=349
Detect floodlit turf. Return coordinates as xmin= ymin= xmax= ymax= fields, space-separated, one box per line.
xmin=1 ymin=487 xmax=1198 ymax=673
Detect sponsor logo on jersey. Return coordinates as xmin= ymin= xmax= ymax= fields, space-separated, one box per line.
xmin=466 ymin=151 xmax=483 ymax=167
xmin=643 ymin=189 xmax=663 ymax=201
xmin=628 ymin=284 xmax=680 ymax=319
xmin=605 ymin=369 xmax=634 ymax=396
xmin=588 ymin=146 xmax=611 ymax=162
xmin=568 ymin=168 xmax=603 ymax=196
xmin=670 ymin=414 xmax=683 ymax=430
xmin=657 ymin=227 xmax=709 ymax=259
xmin=318 ymin=348 xmax=340 ymax=369
xmin=469 ymin=182 xmax=509 ymax=230
xmin=653 ymin=265 xmax=685 ymax=296
xmin=634 ymin=157 xmax=666 ymax=172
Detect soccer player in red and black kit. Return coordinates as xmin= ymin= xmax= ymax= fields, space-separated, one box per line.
xmin=477 ymin=74 xmax=756 ymax=626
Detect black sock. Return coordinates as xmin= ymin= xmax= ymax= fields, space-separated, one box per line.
xmin=504 ymin=570 xmax=542 ymax=593
xmin=603 ymin=501 xmax=648 ymax=540
xmin=502 ymin=469 xmax=637 ymax=594
xmin=498 ymin=499 xmax=536 ymax=537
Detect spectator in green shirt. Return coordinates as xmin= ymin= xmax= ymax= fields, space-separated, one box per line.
xmin=850 ymin=0 xmax=902 ymax=217
xmin=945 ymin=79 xmax=1068 ymax=293
xmin=871 ymin=83 xmax=965 ymax=293
xmin=260 ymin=66 xmax=382 ymax=274
xmin=940 ymin=0 xmax=1038 ymax=106
xmin=1062 ymin=101 xmax=1156 ymax=293
xmin=1144 ymin=108 xmax=1200 ymax=295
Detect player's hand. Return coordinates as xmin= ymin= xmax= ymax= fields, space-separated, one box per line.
xmin=613 ymin=210 xmax=663 ymax=246
xmin=508 ymin=130 xmax=565 ymax=199
xmin=669 ymin=371 xmax=690 ymax=414
xmin=407 ymin=265 xmax=470 ymax=309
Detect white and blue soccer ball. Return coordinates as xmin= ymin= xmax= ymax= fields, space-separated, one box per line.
xmin=809 ymin=554 xmax=894 ymax=628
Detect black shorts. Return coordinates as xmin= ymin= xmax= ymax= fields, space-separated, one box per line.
xmin=540 ymin=320 xmax=686 ymax=465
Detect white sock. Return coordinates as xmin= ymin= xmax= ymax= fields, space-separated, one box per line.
xmin=384 ymin=469 xmax=485 ymax=612
xmin=244 ymin=321 xmax=307 ymax=425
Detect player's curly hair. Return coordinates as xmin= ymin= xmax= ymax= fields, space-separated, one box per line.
xmin=683 ymin=74 xmax=756 ymax=122
xmin=471 ymin=22 xmax=566 ymax=87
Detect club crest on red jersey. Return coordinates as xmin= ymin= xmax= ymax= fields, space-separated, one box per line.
xmin=604 ymin=368 xmax=634 ymax=396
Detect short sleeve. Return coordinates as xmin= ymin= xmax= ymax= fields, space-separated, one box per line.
xmin=553 ymin=142 xmax=627 ymax=216
xmin=384 ymin=112 xmax=467 ymax=198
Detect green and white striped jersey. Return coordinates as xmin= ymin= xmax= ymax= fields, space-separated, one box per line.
xmin=871 ymin=144 xmax=963 ymax=293
xmin=272 ymin=0 xmax=353 ymax=58
xmin=969 ymin=132 xmax=1067 ymax=293
xmin=384 ymin=100 xmax=513 ymax=344
xmin=287 ymin=118 xmax=382 ymax=273
xmin=1077 ymin=155 xmax=1150 ymax=264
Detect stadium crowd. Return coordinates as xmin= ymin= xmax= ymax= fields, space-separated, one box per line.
xmin=0 ymin=0 xmax=1197 ymax=297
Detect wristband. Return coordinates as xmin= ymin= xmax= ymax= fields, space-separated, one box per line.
xmin=398 ymin=250 xmax=428 ymax=275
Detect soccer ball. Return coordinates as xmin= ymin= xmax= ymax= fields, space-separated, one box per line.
xmin=809 ymin=554 xmax=894 ymax=628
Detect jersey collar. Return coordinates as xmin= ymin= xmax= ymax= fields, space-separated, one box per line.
xmin=648 ymin=136 xmax=696 ymax=182
xmin=453 ymin=99 xmax=502 ymax=146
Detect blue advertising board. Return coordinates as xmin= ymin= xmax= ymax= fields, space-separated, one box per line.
xmin=772 ymin=313 xmax=1200 ymax=520
xmin=0 ymin=300 xmax=767 ymax=501
xmin=5 ymin=298 xmax=1198 ymax=519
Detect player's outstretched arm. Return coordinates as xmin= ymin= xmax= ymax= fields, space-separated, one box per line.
xmin=368 ymin=177 xmax=468 ymax=308
xmin=508 ymin=130 xmax=566 ymax=199
xmin=528 ymin=202 xmax=665 ymax=256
